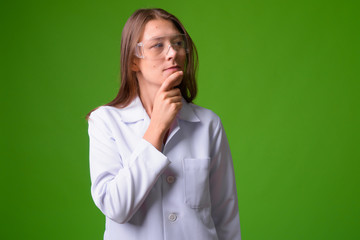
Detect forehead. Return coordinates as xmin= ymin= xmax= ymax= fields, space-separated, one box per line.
xmin=140 ymin=19 xmax=180 ymax=41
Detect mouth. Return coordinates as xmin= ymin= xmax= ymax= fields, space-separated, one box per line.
xmin=164 ymin=66 xmax=181 ymax=72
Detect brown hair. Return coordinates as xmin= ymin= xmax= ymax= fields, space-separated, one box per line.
xmin=86 ymin=8 xmax=198 ymax=119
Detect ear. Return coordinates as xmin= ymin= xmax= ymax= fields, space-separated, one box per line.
xmin=131 ymin=58 xmax=140 ymax=72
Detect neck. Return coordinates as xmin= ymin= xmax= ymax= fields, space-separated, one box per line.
xmin=138 ymin=81 xmax=160 ymax=118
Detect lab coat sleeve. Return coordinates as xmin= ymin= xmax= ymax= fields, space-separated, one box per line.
xmin=88 ymin=110 xmax=170 ymax=224
xmin=209 ymin=117 xmax=241 ymax=240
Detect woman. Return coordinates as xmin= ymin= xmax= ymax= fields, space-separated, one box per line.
xmin=87 ymin=8 xmax=241 ymax=240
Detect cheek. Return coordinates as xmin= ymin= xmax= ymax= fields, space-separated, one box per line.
xmin=146 ymin=59 xmax=161 ymax=69
xmin=178 ymin=55 xmax=186 ymax=68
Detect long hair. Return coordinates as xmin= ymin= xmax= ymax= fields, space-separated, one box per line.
xmin=86 ymin=8 xmax=198 ymax=119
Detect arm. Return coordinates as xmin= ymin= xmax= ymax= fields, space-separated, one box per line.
xmin=88 ymin=71 xmax=183 ymax=224
xmin=88 ymin=111 xmax=170 ymax=224
xmin=209 ymin=117 xmax=241 ymax=239
xmin=143 ymin=71 xmax=183 ymax=150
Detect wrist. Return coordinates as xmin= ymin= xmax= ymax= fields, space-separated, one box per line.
xmin=143 ymin=122 xmax=167 ymax=151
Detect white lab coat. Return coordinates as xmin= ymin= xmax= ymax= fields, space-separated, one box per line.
xmin=88 ymin=96 xmax=241 ymax=240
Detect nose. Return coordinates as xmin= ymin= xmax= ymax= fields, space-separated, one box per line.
xmin=165 ymin=44 xmax=177 ymax=58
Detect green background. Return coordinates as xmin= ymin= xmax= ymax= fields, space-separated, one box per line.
xmin=1 ymin=0 xmax=359 ymax=239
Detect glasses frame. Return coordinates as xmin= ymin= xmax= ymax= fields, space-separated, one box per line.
xmin=134 ymin=33 xmax=188 ymax=59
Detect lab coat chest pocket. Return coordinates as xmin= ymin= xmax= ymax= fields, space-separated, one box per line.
xmin=183 ymin=157 xmax=211 ymax=208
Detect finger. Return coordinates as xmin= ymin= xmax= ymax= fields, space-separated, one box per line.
xmin=168 ymin=101 xmax=183 ymax=112
xmin=164 ymin=88 xmax=181 ymax=97
xmin=157 ymin=89 xmax=180 ymax=102
xmin=174 ymin=101 xmax=183 ymax=110
xmin=168 ymin=95 xmax=182 ymax=103
xmin=160 ymin=71 xmax=183 ymax=91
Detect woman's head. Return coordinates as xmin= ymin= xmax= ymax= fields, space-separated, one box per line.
xmin=108 ymin=8 xmax=198 ymax=108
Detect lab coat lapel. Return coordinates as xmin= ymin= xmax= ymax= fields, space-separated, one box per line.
xmin=165 ymin=99 xmax=200 ymax=146
xmin=165 ymin=118 xmax=180 ymax=146
xmin=118 ymin=96 xmax=150 ymax=137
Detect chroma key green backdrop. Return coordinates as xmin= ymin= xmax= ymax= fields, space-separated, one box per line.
xmin=1 ymin=0 xmax=359 ymax=239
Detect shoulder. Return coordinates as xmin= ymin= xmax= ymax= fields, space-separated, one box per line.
xmin=89 ymin=96 xmax=144 ymax=124
xmin=184 ymin=102 xmax=222 ymax=130
xmin=87 ymin=106 xmax=123 ymax=135
xmin=190 ymin=103 xmax=220 ymax=120
xmin=87 ymin=105 xmax=135 ymax=132
xmin=88 ymin=105 xmax=120 ymax=122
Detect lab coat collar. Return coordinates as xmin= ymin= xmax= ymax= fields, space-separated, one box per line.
xmin=178 ymin=98 xmax=201 ymax=122
xmin=118 ymin=96 xmax=145 ymax=123
xmin=120 ymin=96 xmax=200 ymax=123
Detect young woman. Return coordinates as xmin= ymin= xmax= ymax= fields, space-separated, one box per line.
xmin=87 ymin=8 xmax=241 ymax=240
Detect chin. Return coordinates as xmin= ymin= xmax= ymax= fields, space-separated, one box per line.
xmin=162 ymin=72 xmax=172 ymax=80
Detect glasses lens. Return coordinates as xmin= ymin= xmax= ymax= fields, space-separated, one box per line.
xmin=141 ymin=34 xmax=187 ymax=59
xmin=171 ymin=35 xmax=186 ymax=51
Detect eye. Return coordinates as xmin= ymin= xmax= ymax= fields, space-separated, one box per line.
xmin=151 ymin=42 xmax=164 ymax=48
xmin=173 ymin=39 xmax=185 ymax=48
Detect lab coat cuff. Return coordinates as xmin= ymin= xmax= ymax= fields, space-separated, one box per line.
xmin=133 ymin=138 xmax=171 ymax=172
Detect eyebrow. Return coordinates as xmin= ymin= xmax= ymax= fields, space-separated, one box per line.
xmin=145 ymin=33 xmax=184 ymax=42
xmin=147 ymin=36 xmax=166 ymax=42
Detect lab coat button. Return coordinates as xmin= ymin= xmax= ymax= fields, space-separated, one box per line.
xmin=168 ymin=213 xmax=177 ymax=222
xmin=166 ymin=175 xmax=175 ymax=184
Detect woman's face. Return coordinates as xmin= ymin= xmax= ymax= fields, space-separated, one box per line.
xmin=133 ymin=19 xmax=186 ymax=89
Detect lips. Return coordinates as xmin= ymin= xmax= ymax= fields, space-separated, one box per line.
xmin=164 ymin=66 xmax=181 ymax=71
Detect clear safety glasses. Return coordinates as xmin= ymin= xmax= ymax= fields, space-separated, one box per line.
xmin=135 ymin=34 xmax=188 ymax=60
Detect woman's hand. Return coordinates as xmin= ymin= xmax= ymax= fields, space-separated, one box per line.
xmin=143 ymin=71 xmax=183 ymax=150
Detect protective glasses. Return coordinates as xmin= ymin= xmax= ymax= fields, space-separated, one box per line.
xmin=135 ymin=34 xmax=187 ymax=60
